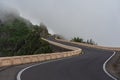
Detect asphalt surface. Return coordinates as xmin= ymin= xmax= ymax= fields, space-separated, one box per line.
xmin=0 ymin=63 xmax=37 ymax=80
xmin=0 ymin=40 xmax=72 ymax=80
xmin=20 ymin=38 xmax=115 ymax=80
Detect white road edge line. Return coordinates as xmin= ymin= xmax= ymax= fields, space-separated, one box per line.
xmin=17 ymin=52 xmax=118 ymax=80
xmin=103 ymin=51 xmax=117 ymax=80
xmin=17 ymin=58 xmax=71 ymax=80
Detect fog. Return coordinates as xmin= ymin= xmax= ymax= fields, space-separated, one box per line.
xmin=0 ymin=0 xmax=120 ymax=47
xmin=0 ymin=3 xmax=20 ymax=22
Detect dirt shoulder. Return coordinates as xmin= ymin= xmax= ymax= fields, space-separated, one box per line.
xmin=107 ymin=52 xmax=120 ymax=79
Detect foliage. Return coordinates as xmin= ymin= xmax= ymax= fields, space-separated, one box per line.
xmin=32 ymin=23 xmax=49 ymax=38
xmin=86 ymin=39 xmax=97 ymax=45
xmin=71 ymin=37 xmax=83 ymax=43
xmin=0 ymin=17 xmax=52 ymax=57
xmin=71 ymin=37 xmax=97 ymax=45
xmin=53 ymin=34 xmax=65 ymax=39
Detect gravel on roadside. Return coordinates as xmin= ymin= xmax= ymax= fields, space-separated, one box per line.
xmin=106 ymin=51 xmax=120 ymax=79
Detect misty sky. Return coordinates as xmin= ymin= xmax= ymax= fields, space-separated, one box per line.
xmin=0 ymin=0 xmax=120 ymax=47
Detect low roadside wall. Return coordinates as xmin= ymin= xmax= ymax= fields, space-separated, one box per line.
xmin=56 ymin=38 xmax=120 ymax=51
xmin=0 ymin=39 xmax=82 ymax=67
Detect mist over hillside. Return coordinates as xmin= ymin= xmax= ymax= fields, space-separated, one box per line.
xmin=0 ymin=4 xmax=53 ymax=56
xmin=0 ymin=0 xmax=120 ymax=47
xmin=0 ymin=4 xmax=19 ymax=21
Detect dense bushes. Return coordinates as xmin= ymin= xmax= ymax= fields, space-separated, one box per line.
xmin=71 ymin=37 xmax=97 ymax=45
xmin=0 ymin=17 xmax=53 ymax=57
xmin=71 ymin=37 xmax=83 ymax=43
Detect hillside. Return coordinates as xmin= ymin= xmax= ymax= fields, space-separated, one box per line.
xmin=0 ymin=15 xmax=52 ymax=57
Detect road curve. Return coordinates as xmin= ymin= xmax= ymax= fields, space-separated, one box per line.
xmin=18 ymin=39 xmax=116 ymax=80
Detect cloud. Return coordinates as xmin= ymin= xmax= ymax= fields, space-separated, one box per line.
xmin=0 ymin=0 xmax=120 ymax=47
xmin=0 ymin=1 xmax=20 ymax=22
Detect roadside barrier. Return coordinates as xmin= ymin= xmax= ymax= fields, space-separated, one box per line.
xmin=56 ymin=38 xmax=120 ymax=51
xmin=0 ymin=38 xmax=82 ymax=67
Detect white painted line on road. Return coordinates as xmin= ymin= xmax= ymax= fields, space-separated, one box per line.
xmin=17 ymin=51 xmax=118 ymax=80
xmin=103 ymin=51 xmax=117 ymax=80
xmin=16 ymin=57 xmax=72 ymax=80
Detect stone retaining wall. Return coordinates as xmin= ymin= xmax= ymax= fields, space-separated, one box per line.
xmin=56 ymin=38 xmax=120 ymax=51
xmin=0 ymin=38 xmax=82 ymax=67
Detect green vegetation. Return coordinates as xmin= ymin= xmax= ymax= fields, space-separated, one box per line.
xmin=0 ymin=17 xmax=52 ymax=57
xmin=86 ymin=39 xmax=97 ymax=45
xmin=71 ymin=37 xmax=97 ymax=45
xmin=71 ymin=37 xmax=83 ymax=43
xmin=53 ymin=34 xmax=65 ymax=39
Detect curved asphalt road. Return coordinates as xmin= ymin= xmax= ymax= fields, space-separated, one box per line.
xmin=19 ymin=38 xmax=115 ymax=80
